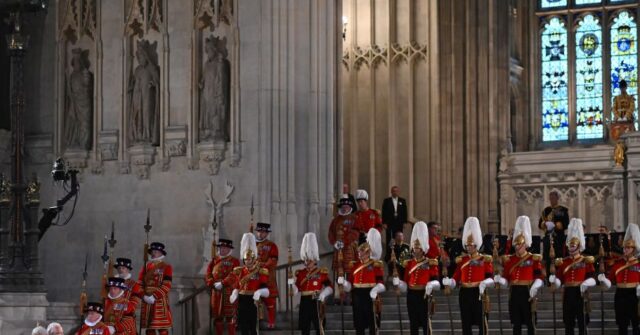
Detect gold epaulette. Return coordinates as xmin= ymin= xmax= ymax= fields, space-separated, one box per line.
xmin=320 ymin=267 xmax=329 ymax=274
xmin=501 ymin=255 xmax=510 ymax=263
xmin=483 ymin=255 xmax=493 ymax=262
xmin=554 ymin=258 xmax=563 ymax=266
xmin=456 ymin=256 xmax=463 ymax=264
xmin=233 ymin=266 xmax=243 ymax=275
xmin=373 ymin=260 xmax=384 ymax=268
xmin=532 ymin=254 xmax=542 ymax=261
xmin=349 ymin=261 xmax=357 ymax=268
xmin=584 ymin=256 xmax=595 ymax=264
xmin=260 ymin=268 xmax=269 ymax=275
xmin=426 ymin=258 xmax=437 ymax=266
xmin=401 ymin=260 xmax=410 ymax=268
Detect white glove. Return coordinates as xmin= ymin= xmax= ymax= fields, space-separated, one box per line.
xmin=392 ymin=277 xmax=400 ymax=286
xmin=337 ymin=276 xmax=345 ymax=285
xmin=636 ymin=285 xmax=640 ymax=297
xmin=494 ymin=275 xmax=508 ymax=288
xmin=580 ymin=278 xmax=596 ymax=293
xmin=108 ymin=326 xmax=115 ymax=335
xmin=598 ymin=274 xmax=611 ymax=290
xmin=214 ymin=282 xmax=223 ymax=290
xmin=143 ymin=295 xmax=155 ymax=304
xmin=529 ymin=279 xmax=543 ymax=298
xmin=229 ymin=289 xmax=239 ymax=303
xmin=369 ymin=283 xmax=386 ymax=300
xmin=343 ymin=280 xmax=352 ymax=292
xmin=479 ymin=278 xmax=494 ymax=295
xmin=334 ymin=241 xmax=344 ymax=250
xmin=287 ymin=278 xmax=295 ymax=285
xmin=397 ymin=280 xmax=407 ymax=293
xmin=253 ymin=288 xmax=270 ymax=301
xmin=442 ymin=277 xmax=456 ymax=289
xmin=425 ymin=280 xmax=441 ymax=296
xmin=318 ymin=286 xmax=333 ymax=302
xmin=550 ymin=275 xmax=561 ymax=289
xmin=545 ymin=221 xmax=555 ymax=232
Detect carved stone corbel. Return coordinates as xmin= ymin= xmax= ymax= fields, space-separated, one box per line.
xmin=197 ymin=141 xmax=226 ymax=175
xmin=128 ymin=145 xmax=156 ymax=179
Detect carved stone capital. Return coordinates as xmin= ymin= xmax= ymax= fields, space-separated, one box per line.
xmin=128 ymin=145 xmax=156 ymax=179
xmin=98 ymin=130 xmax=119 ymax=161
xmin=198 ymin=141 xmax=226 ymax=175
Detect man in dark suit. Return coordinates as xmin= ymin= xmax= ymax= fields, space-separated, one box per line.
xmin=381 ymin=186 xmax=408 ymax=246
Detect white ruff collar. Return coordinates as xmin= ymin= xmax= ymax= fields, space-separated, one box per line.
xmin=84 ymin=315 xmax=102 ymax=327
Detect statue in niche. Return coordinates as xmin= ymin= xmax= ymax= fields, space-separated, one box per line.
xmin=199 ymin=36 xmax=230 ymax=142
xmin=128 ymin=39 xmax=160 ymax=146
xmin=64 ymin=48 xmax=93 ymax=151
xmin=612 ymin=79 xmax=636 ymax=123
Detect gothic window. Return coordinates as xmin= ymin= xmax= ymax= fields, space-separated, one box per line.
xmin=537 ymin=1 xmax=639 ymax=143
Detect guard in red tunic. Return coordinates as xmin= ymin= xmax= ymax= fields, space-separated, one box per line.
xmin=254 ymin=222 xmax=279 ymax=329
xmin=77 ymin=302 xmax=111 ymax=335
xmin=289 ymin=232 xmax=334 ymax=335
xmin=494 ymin=216 xmax=544 ymax=335
xmin=104 ymin=277 xmax=137 ymax=335
xmin=339 ymin=228 xmax=385 ymax=335
xmin=393 ymin=221 xmax=441 ymax=335
xmin=598 ymin=223 xmax=640 ymax=335
xmin=114 ymin=258 xmax=143 ymax=310
xmin=354 ymin=190 xmax=383 ymax=234
xmin=228 ymin=233 xmax=270 ymax=335
xmin=549 ymin=218 xmax=596 ymax=335
xmin=329 ymin=197 xmax=360 ymax=275
xmin=139 ymin=242 xmax=173 ymax=335
xmin=444 ymin=217 xmax=494 ymax=335
xmin=205 ymin=238 xmax=240 ymax=335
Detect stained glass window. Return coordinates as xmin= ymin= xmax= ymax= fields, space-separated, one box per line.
xmin=576 ymin=0 xmax=601 ymax=5
xmin=541 ymin=17 xmax=569 ymax=142
xmin=610 ymin=11 xmax=638 ymax=125
xmin=576 ymin=14 xmax=603 ymax=139
xmin=540 ymin=0 xmax=568 ymax=10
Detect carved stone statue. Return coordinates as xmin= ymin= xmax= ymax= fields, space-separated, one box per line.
xmin=613 ymin=79 xmax=636 ymax=123
xmin=199 ymin=36 xmax=230 ymax=142
xmin=64 ymin=48 xmax=93 ymax=151
xmin=128 ymin=40 xmax=160 ymax=146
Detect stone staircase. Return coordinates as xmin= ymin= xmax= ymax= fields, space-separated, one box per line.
xmin=268 ymin=286 xmax=622 ymax=335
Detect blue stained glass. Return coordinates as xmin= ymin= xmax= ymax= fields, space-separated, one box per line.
xmin=575 ymin=0 xmax=601 ymax=5
xmin=540 ymin=0 xmax=568 ymax=9
xmin=576 ymin=14 xmax=603 ymax=139
xmin=610 ymin=11 xmax=638 ymax=125
xmin=542 ymin=17 xmax=569 ymax=142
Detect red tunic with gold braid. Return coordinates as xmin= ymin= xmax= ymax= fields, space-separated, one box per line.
xmin=328 ymin=213 xmax=359 ymax=273
xmin=501 ymin=253 xmax=543 ymax=285
xmin=228 ymin=265 xmax=270 ymax=294
xmin=452 ymin=253 xmax=494 ymax=285
xmin=138 ymin=259 xmax=173 ymax=329
xmin=554 ymin=255 xmax=596 ymax=285
xmin=256 ymin=239 xmax=279 ymax=297
xmin=205 ymin=255 xmax=240 ymax=318
xmin=76 ymin=321 xmax=111 ymax=335
xmin=606 ymin=257 xmax=640 ymax=287
xmin=121 ymin=276 xmax=143 ymax=310
xmin=402 ymin=257 xmax=439 ymax=288
xmin=426 ymin=236 xmax=441 ymax=259
xmin=347 ymin=259 xmax=385 ymax=286
xmin=295 ymin=267 xmax=332 ymax=295
xmin=355 ymin=209 xmax=382 ymax=234
xmin=104 ymin=295 xmax=137 ymax=335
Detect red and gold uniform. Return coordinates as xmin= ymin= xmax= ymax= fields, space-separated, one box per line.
xmin=402 ymin=257 xmax=439 ymax=333
xmin=104 ymin=296 xmax=137 ymax=335
xmin=228 ymin=264 xmax=270 ymax=335
xmin=121 ymin=275 xmax=143 ymax=310
xmin=555 ymin=255 xmax=595 ymax=335
xmin=205 ymin=253 xmax=240 ymax=335
xmin=355 ymin=209 xmax=382 ymax=234
xmin=347 ymin=259 xmax=384 ymax=333
xmin=77 ymin=321 xmax=111 ymax=335
xmin=138 ymin=257 xmax=173 ymax=333
xmin=295 ymin=267 xmax=332 ymax=335
xmin=606 ymin=256 xmax=640 ymax=333
xmin=502 ymin=252 xmax=543 ymax=334
xmin=256 ymin=237 xmax=278 ymax=327
xmin=328 ymin=212 xmax=359 ymax=273
xmin=453 ymin=253 xmax=493 ymax=334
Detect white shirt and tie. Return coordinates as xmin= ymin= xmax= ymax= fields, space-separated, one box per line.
xmin=392 ymin=197 xmax=398 ymax=217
